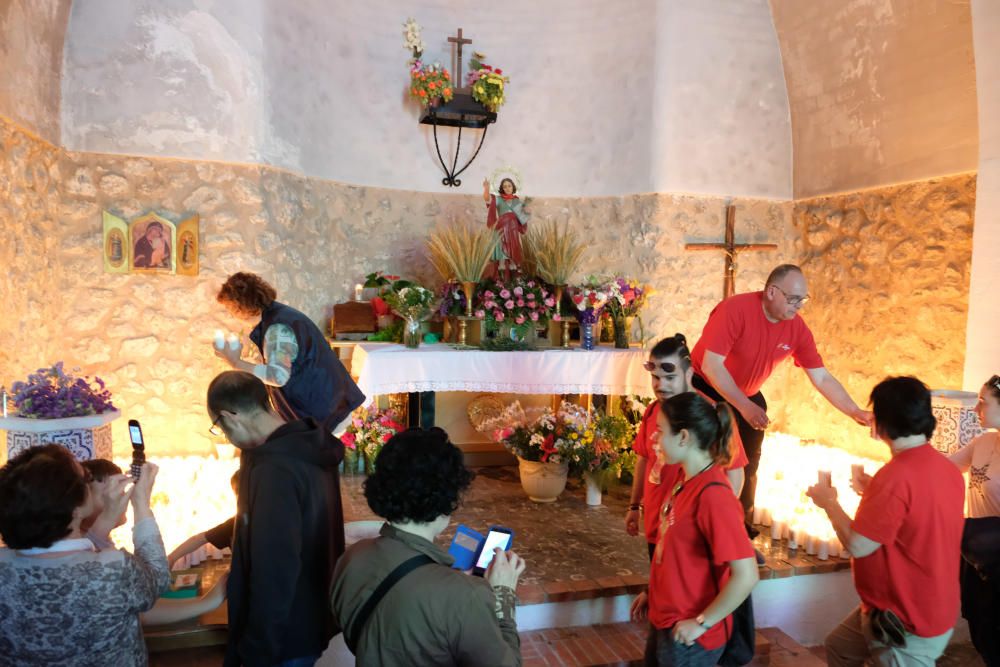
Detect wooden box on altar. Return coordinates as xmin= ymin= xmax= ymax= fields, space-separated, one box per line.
xmin=331 ymin=301 xmax=376 ymax=338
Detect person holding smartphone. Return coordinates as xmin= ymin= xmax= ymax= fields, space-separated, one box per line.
xmin=0 ymin=446 xmax=169 ymax=666
xmin=644 ymin=393 xmax=758 ymax=667
xmin=331 ymin=427 xmax=527 ymax=665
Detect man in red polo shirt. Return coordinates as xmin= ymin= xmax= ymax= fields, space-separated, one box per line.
xmin=690 ymin=264 xmax=872 ymax=519
xmin=807 ymin=376 xmax=964 ymax=666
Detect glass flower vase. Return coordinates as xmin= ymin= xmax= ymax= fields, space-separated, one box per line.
xmin=403 ymin=317 xmax=422 ymax=349
xmin=580 ymin=322 xmax=596 ymax=350
xmin=612 ymin=315 xmax=632 ymax=349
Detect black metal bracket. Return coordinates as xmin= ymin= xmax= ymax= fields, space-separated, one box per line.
xmin=419 ymin=92 xmax=497 ymax=188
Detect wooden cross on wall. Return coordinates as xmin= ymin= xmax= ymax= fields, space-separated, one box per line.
xmin=685 ymin=203 xmax=778 ymax=299
xmin=448 ymin=28 xmax=473 ymax=91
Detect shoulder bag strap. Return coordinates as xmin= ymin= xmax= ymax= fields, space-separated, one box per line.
xmin=345 ymin=553 xmax=435 ymax=653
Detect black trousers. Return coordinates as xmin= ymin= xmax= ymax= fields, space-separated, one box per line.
xmin=692 ymin=374 xmax=767 ymax=514
xmin=961 ymin=517 xmax=1000 ymax=666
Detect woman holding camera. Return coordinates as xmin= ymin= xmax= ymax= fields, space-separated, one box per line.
xmin=642 ymin=393 xmax=758 ymax=667
xmin=0 ymin=445 xmax=169 ymax=666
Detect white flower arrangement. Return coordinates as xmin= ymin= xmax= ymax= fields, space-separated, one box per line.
xmin=403 ymin=18 xmax=425 ymax=59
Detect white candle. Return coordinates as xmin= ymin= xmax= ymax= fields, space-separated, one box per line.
xmin=770 ymin=520 xmax=783 ymax=540
xmin=829 ymin=537 xmax=842 ymax=559
xmin=752 ymin=505 xmax=764 ymax=525
xmin=227 ymin=333 xmax=241 ymax=351
xmin=806 ymin=534 xmax=818 ymax=555
xmin=787 ymin=529 xmax=798 ymax=551
xmin=817 ymin=540 xmax=829 ymax=560
xmin=214 ymin=329 xmax=226 ymax=350
xmin=355 ymin=283 xmax=364 ymax=301
xmin=761 ymin=508 xmax=772 ymax=526
xmin=818 ymin=469 xmax=832 ymax=486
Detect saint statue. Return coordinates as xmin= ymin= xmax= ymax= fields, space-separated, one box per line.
xmin=483 ymin=176 xmax=528 ymax=278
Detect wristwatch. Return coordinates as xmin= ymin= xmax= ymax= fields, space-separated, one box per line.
xmin=695 ymin=614 xmax=712 ymax=629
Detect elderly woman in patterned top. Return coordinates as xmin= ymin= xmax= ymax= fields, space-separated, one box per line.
xmin=0 ymin=445 xmax=170 ymax=666
xmin=215 ymin=272 xmax=365 ymax=433
xmin=949 ymin=374 xmax=1000 ymax=666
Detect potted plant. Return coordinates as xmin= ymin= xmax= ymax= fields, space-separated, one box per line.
xmin=576 ymin=413 xmax=636 ymax=505
xmin=569 ymin=279 xmax=610 ymax=350
xmin=485 ymin=400 xmax=594 ymax=502
xmin=1 ymin=362 xmax=120 ymax=460
xmin=467 ymin=52 xmax=510 ymax=112
xmin=403 ymin=18 xmax=454 ymax=108
xmin=604 ymin=277 xmax=651 ymax=349
xmin=475 ymin=276 xmax=554 ymax=344
xmin=382 ymin=282 xmax=439 ymax=349
xmin=523 ymin=220 xmax=587 ymax=347
xmin=341 ymin=404 xmax=406 ymax=475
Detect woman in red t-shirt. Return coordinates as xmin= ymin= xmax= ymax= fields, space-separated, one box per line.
xmin=642 ymin=393 xmax=758 ymax=667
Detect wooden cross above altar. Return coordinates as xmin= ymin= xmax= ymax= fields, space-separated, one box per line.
xmin=448 ymin=28 xmax=473 ymax=91
xmin=685 ymin=203 xmax=778 ymax=298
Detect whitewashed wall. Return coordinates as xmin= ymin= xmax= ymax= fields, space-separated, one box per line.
xmin=965 ymin=0 xmax=1000 ymax=388
xmin=0 ymin=0 xmax=70 ymax=143
xmin=60 ymin=0 xmax=792 ymax=198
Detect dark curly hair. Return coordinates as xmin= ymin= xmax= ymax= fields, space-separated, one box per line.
xmin=217 ymin=272 xmax=277 ymax=317
xmin=364 ymin=427 xmax=474 ymax=524
xmin=0 ymin=445 xmax=89 ymax=549
xmin=870 ymin=376 xmax=936 ymax=441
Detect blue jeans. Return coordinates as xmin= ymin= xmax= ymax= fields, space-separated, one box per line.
xmin=645 ymin=626 xmax=725 ymax=667
xmin=274 ymin=655 xmax=320 ymax=667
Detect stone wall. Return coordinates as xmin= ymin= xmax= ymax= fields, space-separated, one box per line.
xmin=767 ymin=173 xmax=977 ymax=460
xmin=1 ymin=114 xmax=797 ymax=456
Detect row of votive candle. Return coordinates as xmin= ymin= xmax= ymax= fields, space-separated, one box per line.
xmin=763 ymin=518 xmax=850 ymax=560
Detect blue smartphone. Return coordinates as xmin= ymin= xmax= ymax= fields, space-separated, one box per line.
xmin=472 ymin=526 xmax=514 ymax=576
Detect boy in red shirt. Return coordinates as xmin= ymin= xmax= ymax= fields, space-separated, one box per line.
xmin=625 ymin=334 xmax=748 ymax=620
xmin=807 ymin=376 xmax=964 ymax=666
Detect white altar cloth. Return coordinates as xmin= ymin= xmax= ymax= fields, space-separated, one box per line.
xmin=352 ymin=343 xmax=655 ymax=399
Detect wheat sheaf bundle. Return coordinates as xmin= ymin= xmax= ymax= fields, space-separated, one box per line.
xmin=524 ymin=220 xmax=586 ymax=285
xmin=426 ymin=223 xmax=500 ymax=282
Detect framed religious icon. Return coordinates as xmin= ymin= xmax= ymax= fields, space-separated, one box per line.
xmin=129 ymin=212 xmax=176 ymax=273
xmin=102 ymin=211 xmax=129 ymax=274
xmin=176 ymin=214 xmax=200 ymax=276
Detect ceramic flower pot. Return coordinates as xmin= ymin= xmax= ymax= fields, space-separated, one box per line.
xmin=517 ymin=457 xmax=569 ymax=502
xmin=1 ymin=410 xmax=121 ymax=461
xmin=930 ymin=390 xmax=984 ymax=454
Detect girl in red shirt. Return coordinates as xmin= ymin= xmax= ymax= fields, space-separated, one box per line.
xmin=644 ymin=393 xmax=758 ymax=667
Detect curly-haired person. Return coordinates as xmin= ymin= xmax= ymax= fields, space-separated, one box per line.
xmin=215 ymin=271 xmax=365 ymax=433
xmin=330 ymin=428 xmax=527 ymax=666
xmin=0 ymin=445 xmax=169 ymax=666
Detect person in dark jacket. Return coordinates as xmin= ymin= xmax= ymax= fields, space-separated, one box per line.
xmin=215 ymin=272 xmax=365 ymax=433
xmin=208 ymin=370 xmax=345 ymax=667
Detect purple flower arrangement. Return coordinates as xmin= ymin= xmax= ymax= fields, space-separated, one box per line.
xmin=437 ymin=281 xmax=468 ymax=317
xmin=10 ymin=362 xmax=115 ymax=419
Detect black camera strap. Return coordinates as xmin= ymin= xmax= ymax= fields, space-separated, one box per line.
xmin=345 ymin=553 xmax=435 ymax=653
